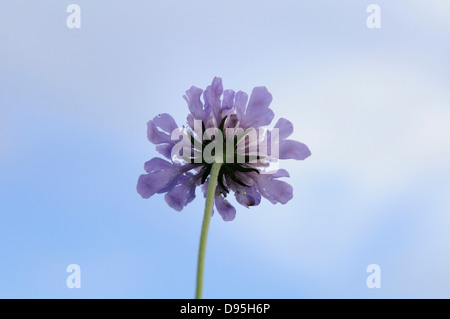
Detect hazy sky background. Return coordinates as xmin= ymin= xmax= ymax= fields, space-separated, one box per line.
xmin=1 ymin=1 xmax=449 ymax=298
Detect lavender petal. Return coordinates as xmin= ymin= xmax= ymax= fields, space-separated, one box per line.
xmin=215 ymin=194 xmax=236 ymax=221
xmin=253 ymin=171 xmax=293 ymax=204
xmin=241 ymin=86 xmax=274 ymax=128
xmin=183 ymin=86 xmax=205 ymax=121
xmin=164 ymin=175 xmax=197 ymax=211
xmin=279 ymin=140 xmax=311 ymax=160
xmin=235 ymin=186 xmax=261 ymax=208
xmin=137 ymin=158 xmax=182 ymax=198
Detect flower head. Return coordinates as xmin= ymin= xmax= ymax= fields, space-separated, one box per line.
xmin=137 ymin=77 xmax=311 ymax=221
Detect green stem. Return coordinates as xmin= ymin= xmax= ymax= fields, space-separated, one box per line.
xmin=195 ymin=162 xmax=222 ymax=299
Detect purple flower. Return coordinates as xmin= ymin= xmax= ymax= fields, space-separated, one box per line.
xmin=137 ymin=77 xmax=311 ymax=221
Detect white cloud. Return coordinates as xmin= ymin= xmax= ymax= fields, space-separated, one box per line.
xmin=214 ymin=58 xmax=450 ymax=295
xmin=273 ymin=59 xmax=450 ymax=192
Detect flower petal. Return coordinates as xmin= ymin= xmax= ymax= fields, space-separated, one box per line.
xmin=146 ymin=114 xmax=182 ymax=159
xmin=241 ymin=87 xmax=274 ymax=128
xmin=137 ymin=172 xmax=178 ymax=198
xmin=147 ymin=121 xmax=169 ymax=145
xmin=203 ymin=77 xmax=224 ymax=124
xmin=235 ymin=186 xmax=261 ymax=208
xmin=153 ymin=113 xmax=178 ymax=133
xmin=215 ymin=194 xmax=236 ymax=221
xmin=137 ymin=158 xmax=181 ymax=198
xmin=234 ymin=91 xmax=248 ymax=122
xmin=221 ymin=89 xmax=235 ymax=112
xmin=253 ymin=172 xmax=293 ymax=204
xmin=164 ymin=174 xmax=196 ymax=211
xmin=147 ymin=113 xmax=178 ymax=144
xmin=143 ymin=157 xmax=174 ymax=173
xmin=279 ymin=140 xmax=311 ymax=160
xmin=271 ymin=168 xmax=290 ymax=178
xmin=183 ymin=86 xmax=205 ymax=120
xmin=274 ymin=118 xmax=293 ymax=140
xmin=155 ymin=144 xmax=173 ymax=160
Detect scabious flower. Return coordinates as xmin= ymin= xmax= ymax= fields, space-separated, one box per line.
xmin=137 ymin=77 xmax=311 ymax=221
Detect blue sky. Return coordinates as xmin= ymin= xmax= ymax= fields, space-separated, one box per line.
xmin=1 ymin=1 xmax=449 ymax=298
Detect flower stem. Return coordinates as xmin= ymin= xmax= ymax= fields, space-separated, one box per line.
xmin=195 ymin=161 xmax=222 ymax=299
